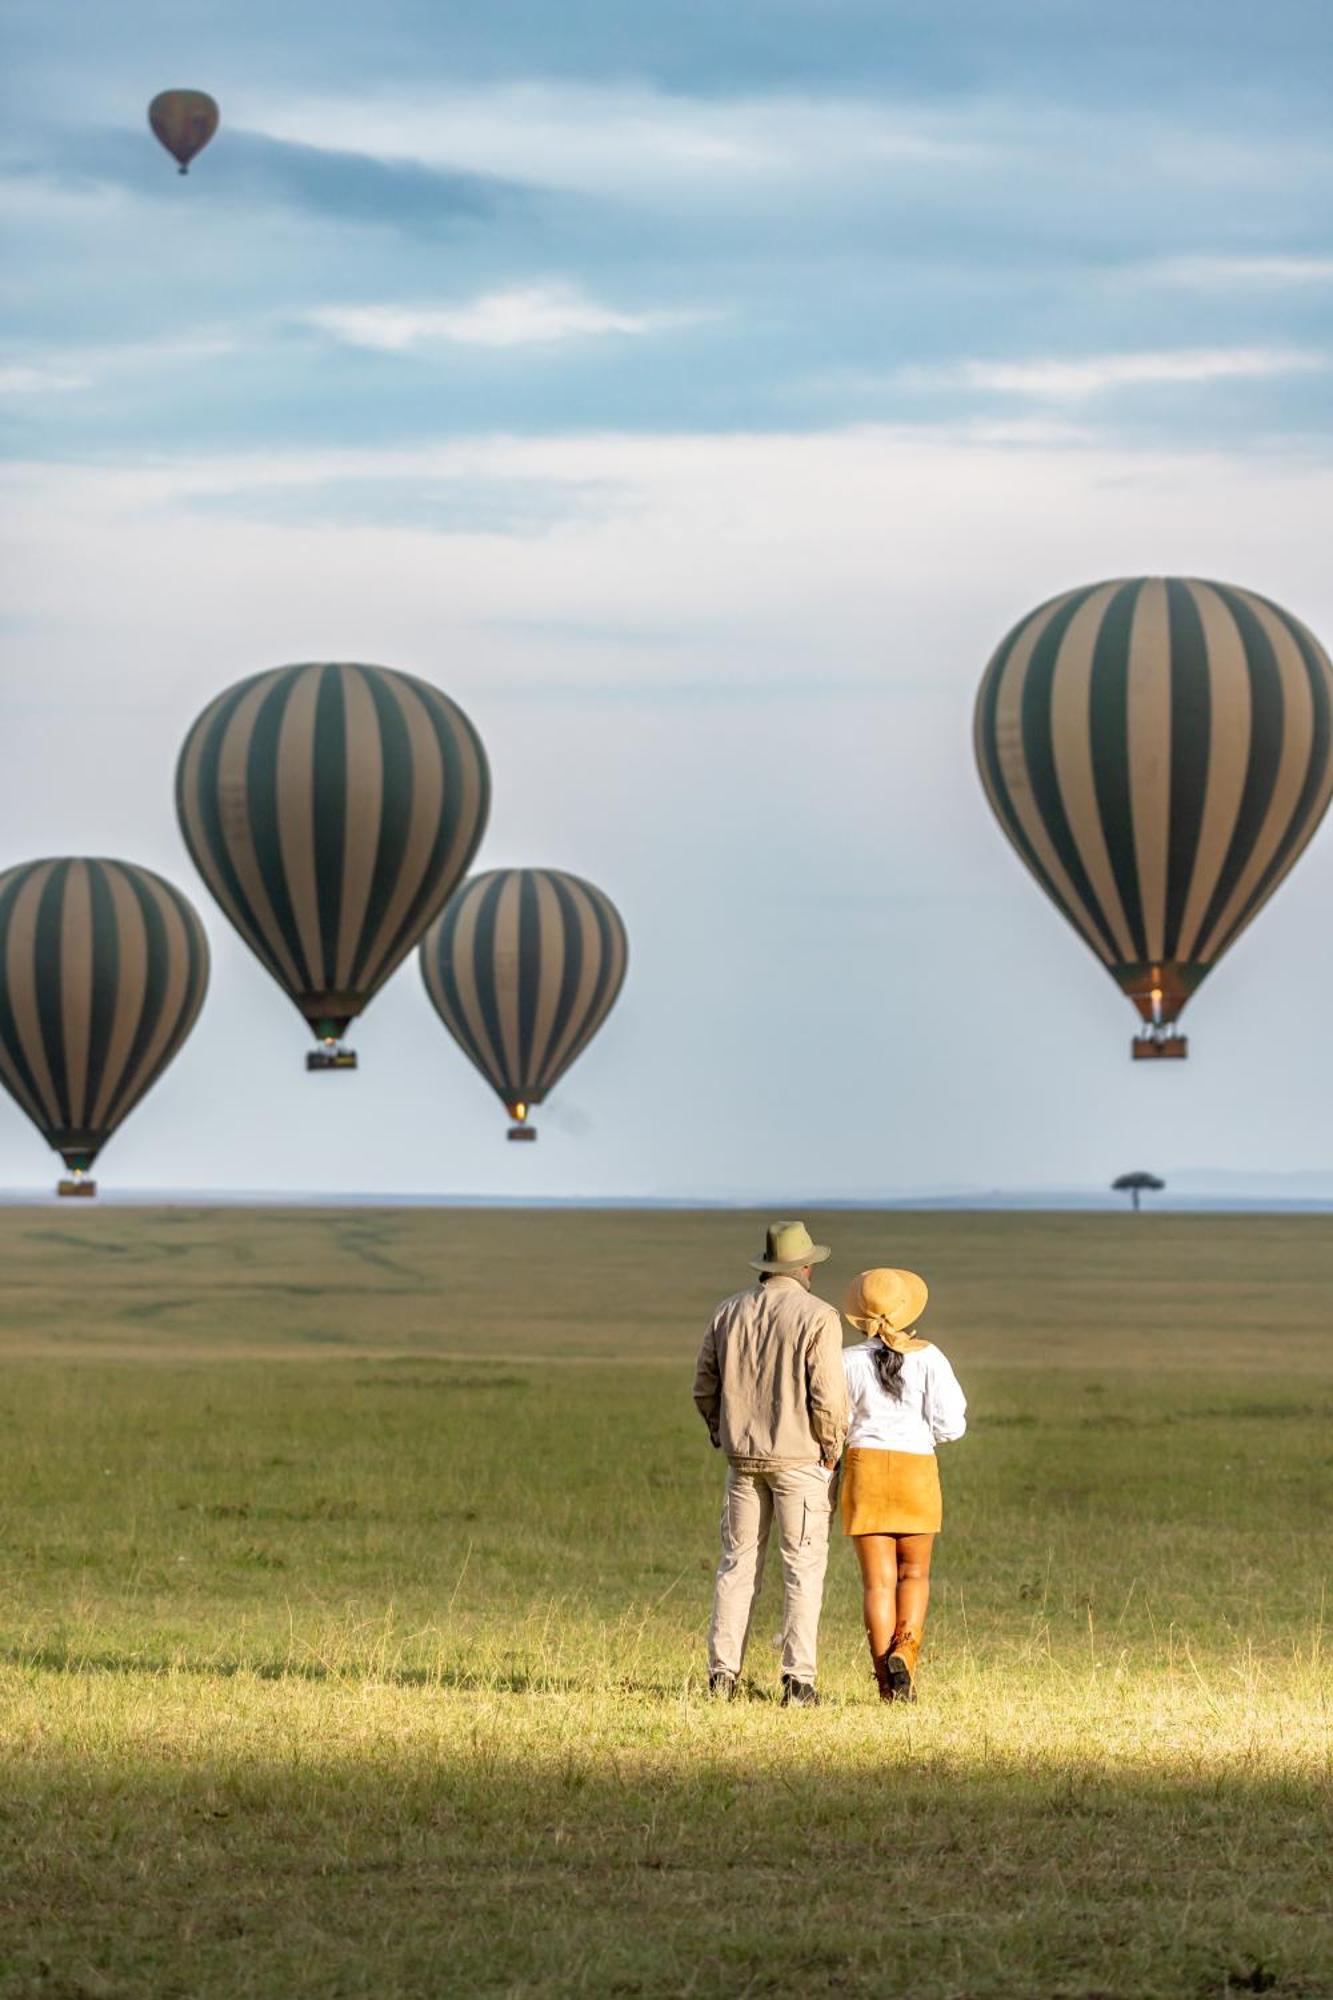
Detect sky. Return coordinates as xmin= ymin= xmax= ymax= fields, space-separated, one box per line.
xmin=2 ymin=1 xmax=1332 ymax=1201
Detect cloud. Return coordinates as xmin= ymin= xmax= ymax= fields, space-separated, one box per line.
xmin=246 ymin=82 xmax=987 ymax=201
xmin=305 ymin=286 xmax=710 ymax=352
xmin=1142 ymin=254 xmax=1333 ymax=288
xmin=902 ymin=347 xmax=1329 ymax=401
xmin=0 ymin=361 xmax=92 ymax=396
xmin=3 ymin=125 xmax=529 ymax=236
xmin=0 ymin=333 xmax=239 ymax=400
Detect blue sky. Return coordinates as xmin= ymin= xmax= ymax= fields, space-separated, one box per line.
xmin=1 ymin=2 xmax=1332 ymax=1198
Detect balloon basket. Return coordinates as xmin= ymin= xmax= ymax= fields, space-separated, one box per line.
xmin=1132 ymin=1034 xmax=1187 ymax=1061
xmin=57 ymin=1177 xmax=97 ymax=1198
xmin=507 ymin=1125 xmax=537 ymax=1142
xmin=307 ymin=1047 xmax=357 ymax=1072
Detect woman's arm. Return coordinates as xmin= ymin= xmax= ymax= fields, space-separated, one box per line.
xmin=924 ymin=1349 xmax=967 ymax=1443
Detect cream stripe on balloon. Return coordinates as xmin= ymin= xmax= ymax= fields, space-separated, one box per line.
xmin=1046 ymin=583 xmax=1136 ymax=963
xmin=450 ymin=883 xmax=508 ymax=1094
xmin=0 ymin=871 xmax=48 ymax=1128
xmin=1191 ymin=604 xmax=1333 ymax=962
xmin=557 ymin=892 xmax=627 ymax=1080
xmin=1174 ymin=583 xmax=1253 ymax=961
xmin=358 ymin=674 xmax=444 ymax=989
xmin=524 ymin=872 xmax=567 ymax=1083
xmin=214 ymin=673 xmax=304 ymax=991
xmin=491 ymin=872 xmax=524 ymax=1091
xmin=6 ymin=863 xmax=61 ymax=1126
xmin=418 ymin=929 xmax=474 ymax=1071
xmin=1125 ymin=579 xmax=1173 ymax=965
xmin=334 ymin=666 xmax=384 ymax=991
xmin=1195 ymin=591 xmax=1315 ymax=964
xmin=59 ymin=861 xmax=94 ymax=1129
xmin=90 ymin=865 xmax=149 ymax=1131
xmin=177 ymin=691 xmax=272 ymax=977
xmin=990 ymin=599 xmax=1112 ymax=962
xmin=115 ymin=877 xmax=192 ymax=1120
xmin=542 ymin=881 xmax=604 ymax=1084
xmin=274 ymin=667 xmax=325 ymax=989
xmin=421 ymin=682 xmax=485 ymax=892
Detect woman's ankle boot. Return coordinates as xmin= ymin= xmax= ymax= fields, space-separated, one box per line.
xmin=871 ymin=1648 xmax=895 ymax=1703
xmin=886 ymin=1627 xmax=922 ymax=1702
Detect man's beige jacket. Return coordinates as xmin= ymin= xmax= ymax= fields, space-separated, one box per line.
xmin=693 ymin=1275 xmax=848 ymax=1469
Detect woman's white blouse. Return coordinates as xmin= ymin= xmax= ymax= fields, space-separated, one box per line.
xmin=842 ymin=1339 xmax=967 ymax=1455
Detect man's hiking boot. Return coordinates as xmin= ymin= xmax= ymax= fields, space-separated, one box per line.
xmin=708 ymin=1669 xmax=738 ymax=1700
xmin=780 ymin=1675 xmax=820 ymax=1709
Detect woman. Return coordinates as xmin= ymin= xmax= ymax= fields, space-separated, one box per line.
xmin=839 ymin=1268 xmax=967 ymax=1702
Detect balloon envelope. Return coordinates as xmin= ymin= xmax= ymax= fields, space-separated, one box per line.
xmin=0 ymin=858 xmax=209 ymax=1178
xmin=176 ymin=663 xmax=490 ymax=1049
xmin=148 ymin=90 xmax=219 ymax=173
xmin=420 ymin=868 xmax=628 ymax=1133
xmin=974 ymin=576 xmax=1333 ymax=1042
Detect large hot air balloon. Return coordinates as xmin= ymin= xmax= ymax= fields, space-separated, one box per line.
xmin=0 ymin=859 xmax=209 ymax=1195
xmin=148 ymin=90 xmax=219 ymax=175
xmin=176 ymin=663 xmax=489 ymax=1070
xmin=420 ymin=869 xmax=628 ymax=1139
xmin=975 ymin=577 xmax=1333 ymax=1057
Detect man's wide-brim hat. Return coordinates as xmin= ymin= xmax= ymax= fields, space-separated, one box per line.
xmin=750 ymin=1220 xmax=831 ymax=1274
xmin=843 ymin=1268 xmax=929 ymax=1352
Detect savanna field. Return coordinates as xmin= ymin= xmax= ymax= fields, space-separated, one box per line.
xmin=0 ymin=1207 xmax=1329 ymax=1999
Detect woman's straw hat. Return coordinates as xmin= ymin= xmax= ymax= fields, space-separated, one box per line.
xmin=843 ymin=1268 xmax=929 ymax=1352
xmin=750 ymin=1219 xmax=831 ymax=1274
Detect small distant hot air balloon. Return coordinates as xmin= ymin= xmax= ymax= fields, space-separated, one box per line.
xmin=148 ymin=90 xmax=219 ymax=175
xmin=176 ymin=663 xmax=489 ymax=1070
xmin=0 ymin=859 xmax=209 ymax=1195
xmin=975 ymin=577 xmax=1333 ymax=1057
xmin=420 ymin=869 xmax=628 ymax=1140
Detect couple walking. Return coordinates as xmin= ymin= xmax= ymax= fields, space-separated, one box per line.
xmin=692 ymin=1220 xmax=967 ymax=1706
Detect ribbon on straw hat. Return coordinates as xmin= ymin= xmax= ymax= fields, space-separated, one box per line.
xmin=843 ymin=1268 xmax=930 ymax=1353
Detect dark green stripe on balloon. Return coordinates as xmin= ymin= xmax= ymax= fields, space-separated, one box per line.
xmin=1086 ymin=581 xmax=1146 ymax=960
xmin=311 ymin=665 xmax=347 ymax=992
xmin=1162 ymin=582 xmax=1212 ymax=960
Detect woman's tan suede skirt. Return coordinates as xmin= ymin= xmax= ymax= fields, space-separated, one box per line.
xmin=840 ymin=1447 xmax=942 ymax=1536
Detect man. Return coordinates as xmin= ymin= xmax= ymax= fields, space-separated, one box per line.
xmin=693 ymin=1220 xmax=847 ymax=1707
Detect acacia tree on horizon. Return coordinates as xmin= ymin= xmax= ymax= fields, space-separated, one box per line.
xmin=1113 ymin=1171 xmax=1165 ymax=1213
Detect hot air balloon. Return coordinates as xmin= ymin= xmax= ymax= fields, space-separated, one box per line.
xmin=975 ymin=577 xmax=1333 ymax=1057
xmin=176 ymin=663 xmax=489 ymax=1070
xmin=148 ymin=90 xmax=219 ymax=175
xmin=420 ymin=869 xmax=628 ymax=1139
xmin=0 ymin=859 xmax=209 ymax=1195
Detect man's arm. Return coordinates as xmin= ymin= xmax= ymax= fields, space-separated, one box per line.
xmin=692 ymin=1321 xmax=722 ymax=1447
xmin=806 ymin=1311 xmax=848 ymax=1466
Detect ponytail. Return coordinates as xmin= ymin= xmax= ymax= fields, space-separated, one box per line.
xmin=869 ymin=1338 xmax=906 ymax=1401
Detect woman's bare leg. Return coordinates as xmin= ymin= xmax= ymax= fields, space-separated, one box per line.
xmin=890 ymin=1533 xmax=934 ymax=1678
xmin=854 ymin=1534 xmax=898 ymax=1683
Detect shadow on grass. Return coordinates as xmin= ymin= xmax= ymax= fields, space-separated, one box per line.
xmin=1 ymin=1646 xmax=828 ymax=1704
xmin=0 ymin=1736 xmax=1325 ymax=1999
xmin=1 ymin=1643 xmax=584 ymax=1694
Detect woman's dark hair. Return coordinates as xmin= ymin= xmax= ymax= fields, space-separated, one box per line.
xmin=870 ymin=1338 xmax=906 ymax=1400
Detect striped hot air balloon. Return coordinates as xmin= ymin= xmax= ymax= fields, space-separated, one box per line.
xmin=420 ymin=869 xmax=628 ymax=1139
xmin=0 ymin=859 xmax=209 ymax=1194
xmin=176 ymin=663 xmax=490 ymax=1070
xmin=974 ymin=577 xmax=1333 ymax=1058
xmin=148 ymin=90 xmax=220 ymax=174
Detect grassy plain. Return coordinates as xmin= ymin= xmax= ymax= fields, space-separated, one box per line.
xmin=0 ymin=1205 xmax=1329 ymax=1999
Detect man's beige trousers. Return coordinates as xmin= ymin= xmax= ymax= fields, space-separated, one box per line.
xmin=707 ymin=1462 xmax=834 ymax=1684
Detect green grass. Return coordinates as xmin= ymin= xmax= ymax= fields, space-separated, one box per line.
xmin=0 ymin=1207 xmax=1329 ymax=1998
